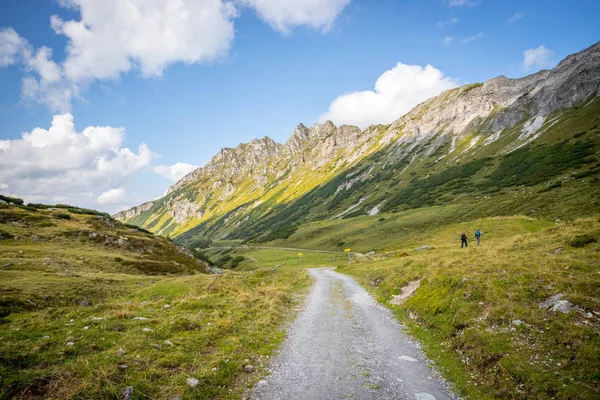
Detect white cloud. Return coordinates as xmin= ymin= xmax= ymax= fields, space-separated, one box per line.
xmin=1 ymin=1 xmax=352 ymax=113
xmin=0 ymin=27 xmax=30 ymax=66
xmin=53 ymin=0 xmax=238 ymax=81
xmin=462 ymin=32 xmax=483 ymax=44
xmin=506 ymin=12 xmax=525 ymax=24
xmin=153 ymin=162 xmax=199 ymax=182
xmin=97 ymin=188 xmax=126 ymax=204
xmin=443 ymin=36 xmax=454 ymax=45
xmin=319 ymin=63 xmax=458 ymax=128
xmin=0 ymin=113 xmax=153 ymax=208
xmin=240 ymin=0 xmax=351 ymax=33
xmin=437 ymin=17 xmax=458 ymax=28
xmin=446 ymin=0 xmax=480 ymax=7
xmin=522 ymin=45 xmax=554 ymax=71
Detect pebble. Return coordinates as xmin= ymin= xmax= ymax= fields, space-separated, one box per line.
xmin=66 ymin=342 xmax=74 ymax=346
xmin=120 ymin=386 xmax=133 ymax=400
xmin=83 ymin=326 xmax=90 ymax=330
xmin=244 ymin=365 xmax=255 ymax=373
xmin=142 ymin=327 xmax=153 ymax=332
xmin=186 ymin=378 xmax=199 ymax=387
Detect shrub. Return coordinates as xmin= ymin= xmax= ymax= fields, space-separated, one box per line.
xmin=125 ymin=223 xmax=152 ymax=234
xmin=54 ymin=213 xmax=71 ymax=220
xmin=190 ymin=237 xmax=213 ymax=249
xmin=214 ymin=254 xmax=231 ymax=267
xmin=0 ymin=229 xmax=14 ymax=240
xmin=19 ymin=206 xmax=39 ymax=212
xmin=0 ymin=195 xmax=24 ymax=205
xmin=538 ymin=181 xmax=562 ymax=193
xmin=569 ymin=234 xmax=598 ymax=248
xmin=378 ymin=217 xmax=385 ymax=222
xmin=229 ymin=256 xmax=245 ymax=269
xmin=336 ymin=241 xmax=345 ymax=247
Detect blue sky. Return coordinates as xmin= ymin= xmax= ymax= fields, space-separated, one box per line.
xmin=0 ymin=0 xmax=599 ymax=212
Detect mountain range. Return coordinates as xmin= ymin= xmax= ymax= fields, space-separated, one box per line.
xmin=116 ymin=42 xmax=600 ymax=245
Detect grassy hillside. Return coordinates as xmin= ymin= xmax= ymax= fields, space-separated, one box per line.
xmin=175 ymin=96 xmax=600 ymax=246
xmin=219 ymin=213 xmax=600 ymax=399
xmin=0 ymin=202 xmax=311 ymax=399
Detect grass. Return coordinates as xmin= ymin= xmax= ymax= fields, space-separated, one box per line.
xmin=333 ymin=215 xmax=600 ymax=399
xmin=0 ymin=204 xmax=311 ymax=399
xmin=0 ymin=268 xmax=310 ymax=399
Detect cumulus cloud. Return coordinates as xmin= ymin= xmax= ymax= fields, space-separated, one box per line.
xmin=52 ymin=0 xmax=238 ymax=81
xmin=0 ymin=113 xmax=153 ymax=208
xmin=522 ymin=45 xmax=554 ymax=71
xmin=443 ymin=36 xmax=454 ymax=45
xmin=240 ymin=0 xmax=351 ymax=33
xmin=462 ymin=32 xmax=483 ymax=44
xmin=153 ymin=162 xmax=199 ymax=182
xmin=97 ymin=188 xmax=126 ymax=204
xmin=1 ymin=1 xmax=352 ymax=112
xmin=0 ymin=27 xmax=30 ymax=66
xmin=319 ymin=63 xmax=458 ymax=128
xmin=506 ymin=12 xmax=525 ymax=24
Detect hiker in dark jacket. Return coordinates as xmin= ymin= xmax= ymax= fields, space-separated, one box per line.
xmin=475 ymin=229 xmax=482 ymax=246
xmin=461 ymin=232 xmax=468 ymax=248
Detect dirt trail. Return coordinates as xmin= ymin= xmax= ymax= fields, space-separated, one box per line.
xmin=251 ymin=268 xmax=457 ymax=400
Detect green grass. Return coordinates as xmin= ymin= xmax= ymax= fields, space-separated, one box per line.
xmin=333 ymin=215 xmax=600 ymax=399
xmin=0 ymin=268 xmax=310 ymax=399
xmin=0 ymin=205 xmax=311 ymax=399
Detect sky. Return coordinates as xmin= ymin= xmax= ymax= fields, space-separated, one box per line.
xmin=0 ymin=0 xmax=599 ymax=213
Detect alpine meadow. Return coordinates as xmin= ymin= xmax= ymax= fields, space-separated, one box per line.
xmin=1 ymin=1 xmax=600 ymax=399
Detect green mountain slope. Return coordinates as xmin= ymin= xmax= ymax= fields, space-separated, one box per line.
xmin=116 ymin=42 xmax=600 ymax=245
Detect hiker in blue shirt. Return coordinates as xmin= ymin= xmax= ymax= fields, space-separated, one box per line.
xmin=475 ymin=229 xmax=482 ymax=246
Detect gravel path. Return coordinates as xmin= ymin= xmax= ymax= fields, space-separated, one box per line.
xmin=250 ymin=268 xmax=457 ymax=400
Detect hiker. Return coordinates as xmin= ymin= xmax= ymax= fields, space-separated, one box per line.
xmin=460 ymin=232 xmax=468 ymax=248
xmin=475 ymin=229 xmax=482 ymax=246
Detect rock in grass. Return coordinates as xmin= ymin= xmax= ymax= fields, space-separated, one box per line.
xmin=133 ymin=316 xmax=148 ymax=321
xmin=186 ymin=378 xmax=199 ymax=387
xmin=142 ymin=327 xmax=153 ymax=332
xmin=244 ymin=365 xmax=255 ymax=373
xmin=120 ymin=386 xmax=133 ymax=400
xmin=66 ymin=342 xmax=75 ymax=346
xmin=415 ymin=245 xmax=434 ymax=251
xmin=118 ymin=364 xmax=127 ymax=370
xmin=81 ymin=299 xmax=89 ymax=307
xmin=540 ymin=294 xmax=573 ymax=314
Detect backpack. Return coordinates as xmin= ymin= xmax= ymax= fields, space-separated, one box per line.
xmin=475 ymin=230 xmax=481 ymax=237
xmin=461 ymin=233 xmax=467 ymax=240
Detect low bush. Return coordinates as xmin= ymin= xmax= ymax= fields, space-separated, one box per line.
xmin=54 ymin=213 xmax=71 ymax=220
xmin=0 ymin=195 xmax=24 ymax=205
xmin=568 ymin=233 xmax=598 ymax=248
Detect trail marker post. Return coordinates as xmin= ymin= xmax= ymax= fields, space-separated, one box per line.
xmin=344 ymin=248 xmax=351 ymax=262
xmin=298 ymin=253 xmax=302 ymax=266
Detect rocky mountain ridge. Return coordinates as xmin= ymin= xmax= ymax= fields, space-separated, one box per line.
xmin=116 ymin=41 xmax=600 ymax=241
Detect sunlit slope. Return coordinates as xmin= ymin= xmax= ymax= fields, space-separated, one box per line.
xmin=117 ymin=42 xmax=600 ymax=244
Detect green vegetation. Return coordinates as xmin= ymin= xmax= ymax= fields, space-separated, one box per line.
xmin=332 ymin=216 xmax=600 ymax=399
xmin=237 ymin=213 xmax=598 ymax=400
xmin=0 ymin=203 xmax=311 ymax=399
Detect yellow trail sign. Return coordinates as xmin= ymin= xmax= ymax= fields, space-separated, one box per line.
xmin=298 ymin=253 xmax=303 ymax=256
xmin=344 ymin=248 xmax=351 ymax=253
